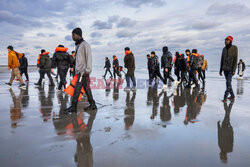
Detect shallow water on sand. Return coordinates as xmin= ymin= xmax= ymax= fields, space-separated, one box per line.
xmin=0 ymin=66 xmax=250 ymax=167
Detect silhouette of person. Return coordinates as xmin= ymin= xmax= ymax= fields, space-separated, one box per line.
xmin=218 ymin=101 xmax=234 ymax=163
xmin=9 ymin=88 xmax=24 ymax=128
xmin=37 ymin=85 xmax=55 ymax=122
xmin=53 ymin=110 xmax=97 ymax=167
xmin=159 ymin=91 xmax=173 ymax=128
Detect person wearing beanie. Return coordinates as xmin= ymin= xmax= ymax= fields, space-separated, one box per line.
xmin=103 ymin=57 xmax=113 ymax=79
xmin=124 ymin=47 xmax=136 ymax=91
xmin=149 ymin=51 xmax=166 ymax=88
xmin=220 ymin=36 xmax=238 ymax=102
xmin=35 ymin=49 xmax=55 ymax=86
xmin=65 ymin=27 xmax=97 ymax=112
xmin=161 ymin=46 xmax=177 ymax=88
xmin=51 ymin=44 xmax=73 ymax=91
xmin=5 ymin=45 xmax=26 ymax=89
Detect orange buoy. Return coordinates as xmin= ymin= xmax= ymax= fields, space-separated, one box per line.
xmin=64 ymin=74 xmax=85 ymax=101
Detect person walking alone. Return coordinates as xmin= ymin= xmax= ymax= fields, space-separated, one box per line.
xmin=65 ymin=27 xmax=97 ymax=112
xmin=220 ymin=36 xmax=238 ymax=102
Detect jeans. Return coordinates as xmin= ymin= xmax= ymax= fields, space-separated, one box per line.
xmin=38 ymin=69 xmax=54 ymax=85
xmin=104 ymin=68 xmax=113 ymax=78
xmin=126 ymin=68 xmax=136 ymax=88
xmin=224 ymin=71 xmax=235 ymax=100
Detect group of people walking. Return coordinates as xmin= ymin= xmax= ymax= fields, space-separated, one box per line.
xmin=5 ymin=29 xmax=246 ymax=113
xmin=146 ymin=47 xmax=208 ymax=90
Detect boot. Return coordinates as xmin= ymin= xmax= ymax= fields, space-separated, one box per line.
xmin=84 ymin=102 xmax=97 ymax=111
xmin=64 ymin=104 xmax=77 ymax=113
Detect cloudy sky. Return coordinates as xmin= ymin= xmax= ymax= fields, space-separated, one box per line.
xmin=0 ymin=0 xmax=250 ymax=66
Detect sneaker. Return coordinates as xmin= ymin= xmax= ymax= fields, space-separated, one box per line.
xmin=19 ymin=84 xmax=26 ymax=90
xmin=174 ymin=81 xmax=179 ymax=87
xmin=15 ymin=79 xmax=19 ymax=81
xmin=124 ymin=87 xmax=130 ymax=91
xmin=25 ymin=80 xmax=29 ymax=82
xmin=162 ymin=84 xmax=167 ymax=91
xmin=131 ymin=87 xmax=137 ymax=91
xmin=5 ymin=82 xmax=12 ymax=87
xmin=42 ymin=78 xmax=45 ymax=83
xmin=191 ymin=84 xmax=196 ymax=89
xmin=221 ymin=99 xmax=227 ymax=103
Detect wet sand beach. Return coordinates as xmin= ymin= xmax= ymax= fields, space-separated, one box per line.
xmin=0 ymin=66 xmax=250 ymax=167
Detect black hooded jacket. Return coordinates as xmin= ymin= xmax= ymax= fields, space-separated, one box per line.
xmin=52 ymin=49 xmax=73 ymax=69
xmin=19 ymin=55 xmax=28 ymax=70
xmin=161 ymin=51 xmax=173 ymax=69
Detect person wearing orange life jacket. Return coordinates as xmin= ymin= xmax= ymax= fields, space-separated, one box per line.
xmin=52 ymin=45 xmax=73 ymax=91
xmin=124 ymin=47 xmax=137 ymax=91
xmin=5 ymin=45 xmax=26 ymax=89
xmin=35 ymin=49 xmax=55 ymax=86
xmin=113 ymin=55 xmax=121 ymax=79
xmin=186 ymin=49 xmax=200 ymax=88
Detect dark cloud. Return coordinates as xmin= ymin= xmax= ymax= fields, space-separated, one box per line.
xmin=37 ymin=33 xmax=45 ymax=37
xmin=66 ymin=22 xmax=77 ymax=30
xmin=65 ymin=35 xmax=72 ymax=41
xmin=0 ymin=10 xmax=41 ymax=27
xmin=121 ymin=0 xmax=166 ymax=8
xmin=117 ymin=17 xmax=137 ymax=28
xmin=190 ymin=21 xmax=222 ymax=30
xmin=92 ymin=20 xmax=113 ymax=29
xmin=116 ymin=30 xmax=138 ymax=38
xmin=90 ymin=32 xmax=103 ymax=38
xmin=206 ymin=3 xmax=250 ymax=16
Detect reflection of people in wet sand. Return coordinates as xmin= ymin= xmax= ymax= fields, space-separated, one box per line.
xmin=124 ymin=91 xmax=136 ymax=130
xmin=147 ymin=86 xmax=160 ymax=120
xmin=160 ymin=91 xmax=173 ymax=128
xmin=53 ymin=110 xmax=97 ymax=167
xmin=173 ymin=87 xmax=186 ymax=114
xmin=21 ymin=84 xmax=29 ymax=108
xmin=218 ymin=101 xmax=234 ymax=163
xmin=37 ymin=86 xmax=55 ymax=122
xmin=9 ymin=88 xmax=24 ymax=128
xmin=237 ymin=79 xmax=244 ymax=95
xmin=184 ymin=88 xmax=202 ymax=125
xmin=113 ymin=79 xmax=122 ymax=101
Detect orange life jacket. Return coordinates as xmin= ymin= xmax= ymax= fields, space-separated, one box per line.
xmin=55 ymin=47 xmax=68 ymax=52
xmin=64 ymin=74 xmax=85 ymax=101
